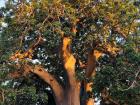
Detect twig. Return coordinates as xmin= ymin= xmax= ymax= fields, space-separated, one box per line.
xmin=121 ymin=68 xmax=140 ymax=91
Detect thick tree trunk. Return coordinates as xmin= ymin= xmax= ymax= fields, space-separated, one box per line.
xmin=25 ymin=64 xmax=81 ymax=105
xmin=60 ymin=37 xmax=81 ymax=105
xmin=10 ymin=37 xmax=81 ymax=105
xmin=9 ymin=30 xmax=120 ymax=105
xmin=62 ymin=85 xmax=80 ymax=105
xmin=10 ymin=37 xmax=116 ymax=105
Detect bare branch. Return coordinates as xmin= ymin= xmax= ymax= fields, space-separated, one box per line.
xmin=121 ymin=68 xmax=140 ymax=91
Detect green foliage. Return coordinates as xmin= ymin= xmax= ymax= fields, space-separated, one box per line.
xmin=0 ymin=0 xmax=139 ymax=105
xmin=0 ymin=81 xmax=48 ymax=105
xmin=93 ymin=39 xmax=140 ymax=105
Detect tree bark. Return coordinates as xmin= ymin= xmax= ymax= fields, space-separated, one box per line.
xmin=24 ymin=65 xmax=64 ymax=105
xmin=85 ymin=50 xmax=103 ymax=105
xmin=9 ymin=36 xmax=81 ymax=105
xmin=10 ymin=36 xmax=114 ymax=105
xmin=84 ymin=44 xmax=119 ymax=105
xmin=24 ymin=64 xmax=81 ymax=105
xmin=61 ymin=37 xmax=81 ymax=105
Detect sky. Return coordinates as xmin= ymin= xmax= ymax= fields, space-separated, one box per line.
xmin=0 ymin=0 xmax=5 ymax=7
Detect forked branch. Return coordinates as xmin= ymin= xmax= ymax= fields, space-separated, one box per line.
xmin=61 ymin=37 xmax=78 ymax=87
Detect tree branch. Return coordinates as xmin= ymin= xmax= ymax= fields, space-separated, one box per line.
xmin=10 ymin=35 xmax=44 ymax=60
xmin=25 ymin=64 xmax=64 ymax=104
xmin=120 ymin=68 xmax=140 ymax=91
xmin=84 ymin=49 xmax=103 ymax=105
xmin=61 ymin=37 xmax=78 ymax=87
xmin=0 ymin=89 xmax=5 ymax=103
xmin=86 ymin=49 xmax=103 ymax=77
xmin=85 ymin=42 xmax=120 ymax=78
xmin=9 ymin=64 xmax=64 ymax=104
xmin=101 ymin=88 xmax=119 ymax=105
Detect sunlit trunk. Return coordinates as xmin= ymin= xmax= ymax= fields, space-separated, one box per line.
xmin=59 ymin=36 xmax=81 ymax=105
xmin=61 ymin=84 xmax=80 ymax=105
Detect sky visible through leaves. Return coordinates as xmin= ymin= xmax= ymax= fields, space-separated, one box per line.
xmin=0 ymin=0 xmax=5 ymax=8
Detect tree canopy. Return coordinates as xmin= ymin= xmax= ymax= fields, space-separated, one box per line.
xmin=0 ymin=0 xmax=140 ymax=105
